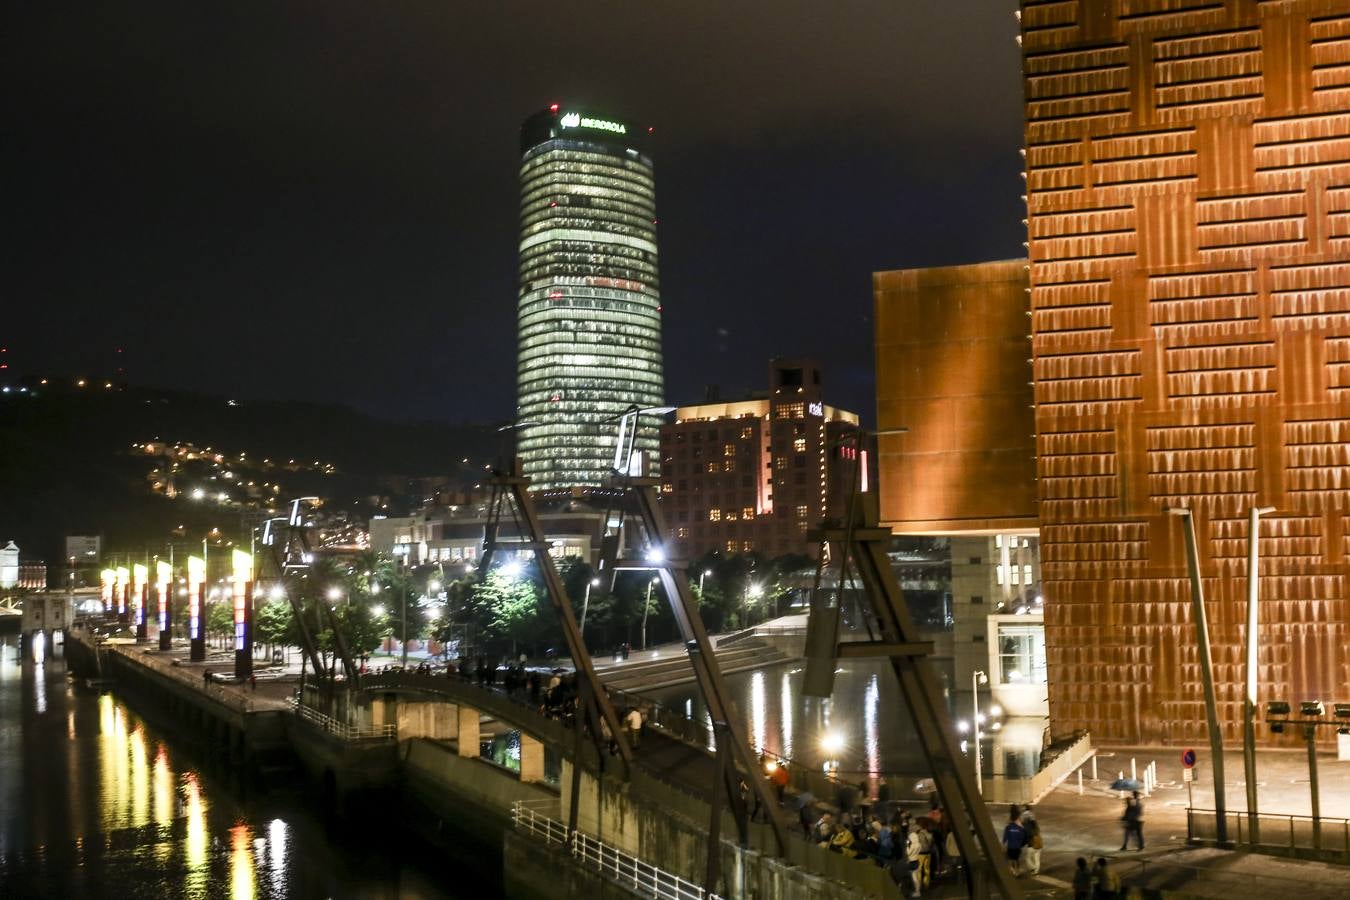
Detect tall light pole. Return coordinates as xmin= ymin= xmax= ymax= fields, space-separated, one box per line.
xmin=972 ymin=669 xmax=988 ymax=794
xmin=1169 ymin=507 xmax=1228 ymax=844
xmin=699 ymin=569 xmax=712 ymax=593
xmin=579 ymin=577 xmax=600 ymax=635
xmin=1244 ymin=505 xmax=1275 ymax=843
xmin=645 ymin=577 xmax=655 ymax=648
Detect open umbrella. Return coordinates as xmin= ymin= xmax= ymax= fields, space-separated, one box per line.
xmin=1110 ymin=777 xmax=1142 ymax=791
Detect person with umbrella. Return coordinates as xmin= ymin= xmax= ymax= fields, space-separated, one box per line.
xmin=1119 ymin=790 xmax=1144 ymax=850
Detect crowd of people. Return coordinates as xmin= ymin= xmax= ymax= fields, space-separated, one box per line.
xmin=797 ymin=787 xmax=977 ymax=898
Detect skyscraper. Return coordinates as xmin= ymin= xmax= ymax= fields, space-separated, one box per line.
xmin=1019 ymin=1 xmax=1350 ymax=744
xmin=514 ymin=105 xmax=664 ymax=489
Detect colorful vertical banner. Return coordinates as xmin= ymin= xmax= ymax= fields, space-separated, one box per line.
xmin=188 ymin=555 xmax=206 ymax=662
xmin=232 ymin=550 xmax=253 ymax=678
xmin=115 ymin=566 xmax=130 ymax=622
xmin=133 ymin=563 xmax=148 ymax=640
xmin=156 ymin=560 xmax=172 ymax=650
xmin=100 ymin=569 xmax=116 ymax=613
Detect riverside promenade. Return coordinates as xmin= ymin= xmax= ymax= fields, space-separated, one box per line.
xmin=1013 ymin=745 xmax=1350 ymax=898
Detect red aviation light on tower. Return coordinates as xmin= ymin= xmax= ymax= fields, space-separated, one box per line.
xmin=549 ymin=103 xmax=560 ymax=113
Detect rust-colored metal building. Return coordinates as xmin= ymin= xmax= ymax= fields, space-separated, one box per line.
xmin=874 ymin=260 xmax=1038 ymax=535
xmin=1021 ymin=0 xmax=1350 ymax=743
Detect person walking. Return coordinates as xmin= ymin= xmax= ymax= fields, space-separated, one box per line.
xmin=1092 ymin=857 xmax=1120 ymax=899
xmin=1021 ymin=806 xmax=1042 ymax=875
xmin=1072 ymin=857 xmax=1092 ymax=899
xmin=1120 ymin=791 xmax=1145 ymax=850
xmin=1001 ymin=810 xmax=1027 ymax=877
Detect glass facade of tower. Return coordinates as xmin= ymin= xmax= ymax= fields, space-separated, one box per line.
xmin=514 ymin=107 xmax=664 ymax=489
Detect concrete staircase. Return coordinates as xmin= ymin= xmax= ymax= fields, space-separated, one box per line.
xmin=593 ymin=638 xmax=788 ymax=693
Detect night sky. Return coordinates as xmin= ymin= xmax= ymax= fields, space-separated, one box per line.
xmin=6 ymin=2 xmax=1025 ymax=427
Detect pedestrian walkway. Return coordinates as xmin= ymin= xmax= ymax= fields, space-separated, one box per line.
xmin=1017 ymin=744 xmax=1350 ymax=897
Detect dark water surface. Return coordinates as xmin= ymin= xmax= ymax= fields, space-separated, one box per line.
xmin=0 ymin=632 xmax=458 ymax=899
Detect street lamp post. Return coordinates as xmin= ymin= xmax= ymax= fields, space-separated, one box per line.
xmin=1243 ymin=505 xmax=1275 ymax=843
xmin=972 ymin=670 xmax=989 ymax=794
xmin=699 ymin=569 xmax=712 ymax=593
xmin=1169 ymin=507 xmax=1228 ymax=844
xmin=644 ymin=577 xmax=655 ymax=649
xmin=580 ymin=577 xmax=600 ymax=635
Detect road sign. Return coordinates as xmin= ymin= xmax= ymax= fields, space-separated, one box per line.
xmin=1183 ymin=767 xmax=1194 ymax=783
xmin=1182 ymin=748 xmax=1197 ymax=768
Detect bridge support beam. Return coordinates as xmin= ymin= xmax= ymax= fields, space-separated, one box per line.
xmin=520 ymin=733 xmax=544 ymax=783
xmin=457 ymin=706 xmax=480 ymax=758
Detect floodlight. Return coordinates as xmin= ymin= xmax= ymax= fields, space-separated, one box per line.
xmin=1300 ymin=700 xmax=1325 ymax=717
xmin=1334 ymin=703 xmax=1350 ymax=719
xmin=1266 ymin=700 xmax=1291 ymax=717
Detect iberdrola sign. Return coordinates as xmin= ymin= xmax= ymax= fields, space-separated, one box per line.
xmin=559 ymin=111 xmax=627 ymax=135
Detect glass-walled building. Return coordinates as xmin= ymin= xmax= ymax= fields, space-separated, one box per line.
xmin=514 ymin=106 xmax=664 ymax=489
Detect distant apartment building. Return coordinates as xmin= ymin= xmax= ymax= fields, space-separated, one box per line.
xmin=368 ymin=487 xmax=625 ymax=567
xmin=659 ymin=360 xmax=866 ymax=561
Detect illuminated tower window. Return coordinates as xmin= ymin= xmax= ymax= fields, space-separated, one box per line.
xmin=514 ymin=106 xmax=664 ymax=489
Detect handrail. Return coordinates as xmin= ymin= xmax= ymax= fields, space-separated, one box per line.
xmin=1188 ymin=806 xmax=1350 ymax=853
xmin=511 ymin=800 xmax=722 ymax=900
xmin=289 ymin=698 xmax=396 ymax=741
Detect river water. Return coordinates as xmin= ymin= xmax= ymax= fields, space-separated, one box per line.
xmin=0 ymin=632 xmax=457 ymax=899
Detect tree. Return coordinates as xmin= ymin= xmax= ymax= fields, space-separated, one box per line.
xmin=206 ymin=600 xmax=234 ymax=646
xmin=254 ymin=599 xmax=293 ymax=652
xmin=459 ymin=569 xmax=549 ymax=655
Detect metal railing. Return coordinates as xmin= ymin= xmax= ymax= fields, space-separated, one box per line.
xmin=511 ymin=800 xmax=721 ymax=900
xmin=1188 ymin=807 xmax=1350 ymax=854
xmin=289 ymin=698 xmax=396 ymax=741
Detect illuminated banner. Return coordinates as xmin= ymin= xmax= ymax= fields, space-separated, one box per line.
xmin=232 ymin=550 xmax=251 ymax=651
xmin=187 ymin=556 xmax=206 ymax=662
xmin=101 ymin=569 xmax=116 ymax=612
xmin=115 ymin=566 xmax=130 ymax=620
xmin=232 ymin=550 xmax=253 ymax=678
xmin=156 ymin=560 xmax=172 ymax=649
xmin=133 ymin=563 xmax=148 ymax=640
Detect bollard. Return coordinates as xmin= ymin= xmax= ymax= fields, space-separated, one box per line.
xmin=1078 ymin=770 xmax=1084 ymax=795
xmin=1092 ymin=756 xmax=1098 ymax=781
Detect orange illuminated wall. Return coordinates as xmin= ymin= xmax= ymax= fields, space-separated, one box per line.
xmin=874 ymin=260 xmax=1039 ymax=534
xmin=1022 ymin=0 xmax=1350 ymax=744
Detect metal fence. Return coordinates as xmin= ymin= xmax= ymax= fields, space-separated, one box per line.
xmin=1188 ymin=807 xmax=1350 ymax=854
xmin=289 ymin=698 xmax=396 ymax=741
xmin=511 ymin=800 xmax=722 ymax=900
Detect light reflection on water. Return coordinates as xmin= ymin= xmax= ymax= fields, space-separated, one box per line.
xmin=0 ymin=632 xmax=455 ymax=898
xmin=651 ymin=659 xmax=931 ymax=775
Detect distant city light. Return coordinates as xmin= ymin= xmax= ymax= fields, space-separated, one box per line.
xmin=191 ymin=488 xmax=206 ymax=501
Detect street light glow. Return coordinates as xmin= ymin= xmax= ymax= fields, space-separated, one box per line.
xmin=326 ymin=586 xmax=343 ymax=601
xmin=501 ymin=559 xmax=524 ymax=580
xmin=820 ymin=731 xmax=844 ymax=755
xmin=372 ymin=604 xmax=385 ymax=618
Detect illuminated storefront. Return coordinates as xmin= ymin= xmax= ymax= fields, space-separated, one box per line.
xmin=514 ymin=105 xmax=664 ymax=489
